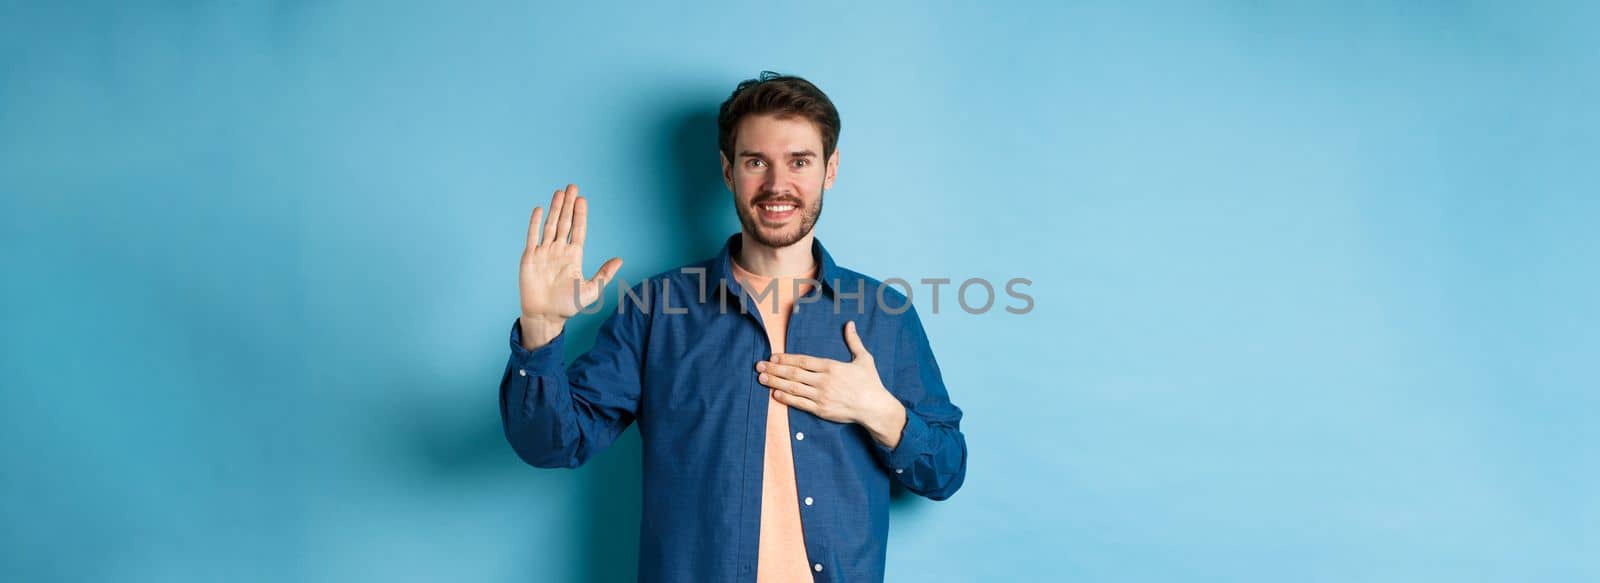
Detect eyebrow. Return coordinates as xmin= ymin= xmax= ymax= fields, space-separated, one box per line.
xmin=738 ymin=149 xmax=818 ymax=159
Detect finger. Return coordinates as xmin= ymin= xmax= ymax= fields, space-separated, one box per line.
xmin=570 ymin=195 xmax=589 ymax=247
xmin=525 ymin=206 xmax=544 ymax=251
xmin=844 ymin=320 xmax=871 ymax=360
xmin=769 ymin=388 xmax=820 ymax=413
xmin=757 ymin=361 xmax=822 ymax=385
xmin=589 ymin=257 xmax=623 ymax=288
xmin=579 ymin=256 xmax=622 ymax=305
xmin=542 ymin=188 xmax=565 ymax=245
xmin=555 ymin=184 xmax=578 ymax=243
xmin=759 ymin=372 xmax=819 ymax=400
xmin=771 ymin=353 xmax=835 ymax=372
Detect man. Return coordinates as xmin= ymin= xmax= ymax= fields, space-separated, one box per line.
xmin=501 ymin=71 xmax=967 ymax=582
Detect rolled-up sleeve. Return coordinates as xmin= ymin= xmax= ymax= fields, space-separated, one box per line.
xmin=871 ymin=304 xmax=968 ymax=500
xmin=499 ymin=283 xmax=650 ymax=469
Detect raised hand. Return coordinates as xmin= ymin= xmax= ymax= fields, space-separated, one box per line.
xmin=518 ymin=184 xmax=624 ymax=350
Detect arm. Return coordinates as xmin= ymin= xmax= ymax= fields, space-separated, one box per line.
xmin=871 ymin=305 xmax=968 ymax=500
xmin=500 ymin=183 xmax=630 ymax=469
xmin=758 ymin=308 xmax=969 ymax=500
xmin=500 ymin=292 xmax=648 ymax=468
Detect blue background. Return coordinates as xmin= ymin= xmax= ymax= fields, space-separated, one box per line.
xmin=3 ymin=2 xmax=1596 ymax=581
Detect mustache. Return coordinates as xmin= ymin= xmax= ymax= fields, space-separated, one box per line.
xmin=752 ymin=195 xmax=804 ymax=206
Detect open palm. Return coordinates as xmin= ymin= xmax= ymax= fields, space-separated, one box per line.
xmin=520 ymin=184 xmax=623 ymax=325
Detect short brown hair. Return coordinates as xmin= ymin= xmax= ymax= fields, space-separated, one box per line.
xmin=717 ymin=71 xmax=842 ymax=163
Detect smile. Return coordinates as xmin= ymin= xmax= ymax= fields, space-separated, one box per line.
xmin=756 ymin=200 xmax=800 ymax=223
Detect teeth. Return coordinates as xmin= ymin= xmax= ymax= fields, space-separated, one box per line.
xmin=762 ymin=205 xmax=795 ymax=212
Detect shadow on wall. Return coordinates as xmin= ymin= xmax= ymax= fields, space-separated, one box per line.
xmin=562 ymin=100 xmax=732 ymax=583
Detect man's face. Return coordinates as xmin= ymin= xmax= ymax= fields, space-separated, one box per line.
xmin=721 ymin=113 xmax=839 ymax=249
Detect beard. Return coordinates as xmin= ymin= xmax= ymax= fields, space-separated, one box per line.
xmin=735 ymin=189 xmax=825 ymax=248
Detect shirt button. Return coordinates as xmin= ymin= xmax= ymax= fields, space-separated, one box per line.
xmin=804 ymin=496 xmax=813 ymax=506
xmin=814 ymin=563 xmax=823 ymax=572
xmin=518 ymin=369 xmax=527 ymax=377
xmin=795 ymin=431 xmax=805 ymax=441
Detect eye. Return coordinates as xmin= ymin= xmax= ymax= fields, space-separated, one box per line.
xmin=746 ymin=159 xmax=766 ymax=168
xmin=793 ymin=159 xmax=810 ymax=168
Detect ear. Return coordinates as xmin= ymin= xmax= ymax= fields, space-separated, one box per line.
xmin=823 ymin=148 xmax=840 ymax=190
xmin=720 ymin=150 xmax=735 ymax=192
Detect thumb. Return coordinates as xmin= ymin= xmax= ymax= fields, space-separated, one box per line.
xmin=579 ymin=257 xmax=624 ymax=306
xmin=844 ymin=320 xmax=870 ymax=361
xmin=590 ymin=257 xmax=624 ymax=288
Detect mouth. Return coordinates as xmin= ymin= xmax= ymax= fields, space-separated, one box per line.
xmin=754 ymin=200 xmax=800 ymax=223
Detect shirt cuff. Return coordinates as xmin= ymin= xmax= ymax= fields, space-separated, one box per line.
xmin=509 ymin=317 xmax=567 ymax=373
xmin=878 ymin=408 xmax=932 ymax=473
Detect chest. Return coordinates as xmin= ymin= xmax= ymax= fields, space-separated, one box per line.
xmin=635 ymin=304 xmax=864 ymax=434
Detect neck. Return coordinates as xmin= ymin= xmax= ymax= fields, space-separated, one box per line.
xmin=735 ymin=230 xmax=817 ymax=277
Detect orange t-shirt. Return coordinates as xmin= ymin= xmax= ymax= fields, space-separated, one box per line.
xmin=732 ymin=257 xmax=819 ymax=582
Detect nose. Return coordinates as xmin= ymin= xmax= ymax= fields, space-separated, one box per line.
xmin=760 ymin=170 xmax=791 ymax=196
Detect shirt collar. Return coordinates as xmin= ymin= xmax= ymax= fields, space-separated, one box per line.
xmin=712 ymin=232 xmax=844 ymax=300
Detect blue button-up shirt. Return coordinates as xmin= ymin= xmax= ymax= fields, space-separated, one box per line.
xmin=500 ymin=233 xmax=968 ymax=582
